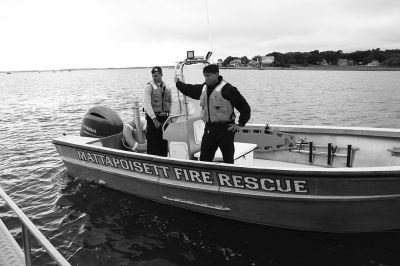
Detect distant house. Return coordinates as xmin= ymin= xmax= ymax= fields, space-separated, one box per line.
xmin=367 ymin=60 xmax=379 ymax=67
xmin=249 ymin=59 xmax=260 ymax=68
xmin=261 ymin=56 xmax=274 ymax=67
xmin=320 ymin=59 xmax=329 ymax=66
xmin=337 ymin=59 xmax=348 ymax=66
xmin=230 ymin=58 xmax=242 ymax=67
xmin=347 ymin=60 xmax=354 ymax=66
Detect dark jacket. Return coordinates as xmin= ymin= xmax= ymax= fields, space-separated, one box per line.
xmin=176 ymin=76 xmax=251 ymax=128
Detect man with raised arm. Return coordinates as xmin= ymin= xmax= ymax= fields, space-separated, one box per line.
xmin=174 ymin=64 xmax=251 ymax=163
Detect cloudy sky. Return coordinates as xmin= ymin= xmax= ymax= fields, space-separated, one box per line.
xmin=1 ymin=0 xmax=399 ymax=71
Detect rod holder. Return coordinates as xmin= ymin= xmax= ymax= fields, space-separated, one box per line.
xmin=309 ymin=142 xmax=314 ymax=163
xmin=346 ymin=144 xmax=353 ymax=167
xmin=327 ymin=143 xmax=333 ymax=165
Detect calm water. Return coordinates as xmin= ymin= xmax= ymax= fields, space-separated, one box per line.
xmin=1 ymin=68 xmax=400 ymax=266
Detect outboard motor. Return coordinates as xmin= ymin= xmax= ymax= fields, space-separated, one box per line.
xmin=80 ymin=105 xmax=123 ymax=138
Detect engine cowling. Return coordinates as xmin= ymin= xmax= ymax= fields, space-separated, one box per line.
xmin=80 ymin=105 xmax=123 ymax=138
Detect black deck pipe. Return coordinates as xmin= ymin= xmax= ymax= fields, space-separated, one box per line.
xmin=346 ymin=144 xmax=352 ymax=167
xmin=327 ymin=143 xmax=333 ymax=165
xmin=309 ymin=142 xmax=313 ymax=163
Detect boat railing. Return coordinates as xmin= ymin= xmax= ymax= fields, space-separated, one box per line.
xmin=162 ymin=114 xmax=187 ymax=132
xmin=0 ymin=186 xmax=71 ymax=266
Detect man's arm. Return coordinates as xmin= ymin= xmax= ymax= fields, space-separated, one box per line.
xmin=222 ymin=84 xmax=251 ymax=127
xmin=175 ymin=80 xmax=204 ymax=100
xmin=143 ymin=84 xmax=156 ymax=119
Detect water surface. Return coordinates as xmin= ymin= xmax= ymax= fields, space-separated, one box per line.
xmin=1 ymin=69 xmax=400 ymax=265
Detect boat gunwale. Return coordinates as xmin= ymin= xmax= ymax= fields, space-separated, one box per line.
xmin=52 ymin=137 xmax=400 ymax=177
xmin=262 ymin=123 xmax=400 ymax=138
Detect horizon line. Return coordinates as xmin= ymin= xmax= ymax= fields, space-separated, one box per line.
xmin=0 ymin=65 xmax=176 ymax=73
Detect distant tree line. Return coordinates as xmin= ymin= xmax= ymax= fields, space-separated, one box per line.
xmin=221 ymin=48 xmax=400 ymax=67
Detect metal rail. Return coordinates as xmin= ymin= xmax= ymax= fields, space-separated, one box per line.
xmin=0 ymin=186 xmax=71 ymax=266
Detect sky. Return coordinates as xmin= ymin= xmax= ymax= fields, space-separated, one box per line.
xmin=1 ymin=0 xmax=400 ymax=71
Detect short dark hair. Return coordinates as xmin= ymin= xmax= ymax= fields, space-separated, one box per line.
xmin=203 ymin=64 xmax=219 ymax=74
xmin=151 ymin=66 xmax=162 ymax=74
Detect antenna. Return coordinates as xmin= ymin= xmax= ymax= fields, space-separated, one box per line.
xmin=204 ymin=0 xmax=214 ymax=61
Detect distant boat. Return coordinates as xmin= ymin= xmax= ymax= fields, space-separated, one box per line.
xmin=6 ymin=72 xmax=11 ymax=74
xmin=53 ymin=51 xmax=400 ymax=233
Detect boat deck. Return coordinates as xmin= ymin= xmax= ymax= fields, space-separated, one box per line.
xmin=0 ymin=219 xmax=25 ymax=266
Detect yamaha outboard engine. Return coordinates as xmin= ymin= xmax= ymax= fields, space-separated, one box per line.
xmin=80 ymin=105 xmax=123 ymax=138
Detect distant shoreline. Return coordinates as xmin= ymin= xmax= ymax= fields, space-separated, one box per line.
xmin=0 ymin=66 xmax=175 ymax=74
xmin=221 ymin=65 xmax=400 ymax=71
xmin=3 ymin=64 xmax=400 ymax=74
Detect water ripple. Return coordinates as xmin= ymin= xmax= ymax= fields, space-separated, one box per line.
xmin=1 ymin=69 xmax=400 ymax=265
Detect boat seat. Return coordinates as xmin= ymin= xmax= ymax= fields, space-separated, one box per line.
xmin=169 ymin=141 xmax=189 ymax=159
xmin=194 ymin=142 xmax=257 ymax=165
xmin=164 ymin=118 xmax=204 ymax=160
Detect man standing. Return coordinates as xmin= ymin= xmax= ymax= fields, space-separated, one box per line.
xmin=174 ymin=64 xmax=251 ymax=163
xmin=143 ymin=66 xmax=172 ymax=156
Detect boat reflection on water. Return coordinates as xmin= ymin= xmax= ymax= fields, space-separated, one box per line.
xmin=58 ymin=172 xmax=400 ymax=265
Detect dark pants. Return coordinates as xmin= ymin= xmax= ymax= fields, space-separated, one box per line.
xmin=146 ymin=115 xmax=169 ymax=157
xmin=200 ymin=129 xmax=235 ymax=164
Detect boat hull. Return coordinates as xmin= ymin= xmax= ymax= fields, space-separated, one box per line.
xmin=53 ymin=134 xmax=400 ymax=233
